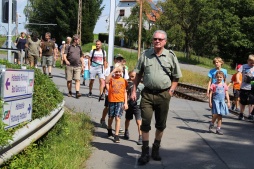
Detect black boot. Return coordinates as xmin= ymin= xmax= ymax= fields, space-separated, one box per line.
xmin=107 ymin=129 xmax=113 ymax=137
xmin=151 ymin=143 xmax=161 ymax=161
xmin=138 ymin=146 xmax=150 ymax=165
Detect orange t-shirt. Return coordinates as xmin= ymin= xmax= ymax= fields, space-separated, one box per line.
xmin=108 ymin=77 xmax=128 ymax=102
xmin=231 ymin=73 xmax=242 ymax=90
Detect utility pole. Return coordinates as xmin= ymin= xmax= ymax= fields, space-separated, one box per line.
xmin=108 ymin=0 xmax=116 ymax=67
xmin=77 ymin=0 xmax=82 ymax=42
xmin=7 ymin=0 xmax=13 ymax=62
xmin=16 ymin=12 xmax=18 ymax=36
xmin=138 ymin=0 xmax=143 ymax=59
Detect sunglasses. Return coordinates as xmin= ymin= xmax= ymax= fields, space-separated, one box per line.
xmin=153 ymin=38 xmax=165 ymax=42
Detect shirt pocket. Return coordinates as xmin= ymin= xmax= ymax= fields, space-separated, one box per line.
xmin=144 ymin=63 xmax=153 ymax=75
xmin=160 ymin=60 xmax=172 ymax=75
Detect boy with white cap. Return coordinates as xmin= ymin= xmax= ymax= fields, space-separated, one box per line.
xmin=82 ymin=52 xmax=91 ymax=86
xmin=59 ymin=40 xmax=66 ymax=67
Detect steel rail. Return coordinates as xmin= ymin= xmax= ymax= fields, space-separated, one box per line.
xmin=175 ymin=83 xmax=253 ymax=123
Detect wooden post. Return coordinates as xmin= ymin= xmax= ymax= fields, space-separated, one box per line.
xmin=138 ymin=0 xmax=143 ymax=59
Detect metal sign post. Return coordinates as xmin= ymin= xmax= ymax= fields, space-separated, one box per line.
xmin=107 ymin=0 xmax=116 ymax=66
xmin=7 ymin=0 xmax=13 ymax=63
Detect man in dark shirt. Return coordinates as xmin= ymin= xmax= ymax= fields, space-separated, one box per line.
xmin=64 ymin=34 xmax=84 ymax=99
xmin=41 ymin=32 xmax=56 ymax=78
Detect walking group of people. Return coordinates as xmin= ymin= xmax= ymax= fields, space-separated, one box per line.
xmin=63 ymin=30 xmax=182 ymax=165
xmin=16 ymin=28 xmax=252 ymax=166
xmin=15 ymin=31 xmax=59 ymax=78
xmin=206 ymin=54 xmax=254 ymax=136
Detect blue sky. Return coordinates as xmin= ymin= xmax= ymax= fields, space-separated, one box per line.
xmin=17 ymin=0 xmax=27 ymax=33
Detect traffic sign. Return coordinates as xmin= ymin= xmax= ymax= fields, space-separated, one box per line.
xmin=2 ymin=96 xmax=33 ymax=129
xmin=1 ymin=69 xmax=34 ymax=100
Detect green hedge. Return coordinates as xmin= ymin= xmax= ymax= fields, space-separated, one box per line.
xmin=98 ymin=33 xmax=122 ymax=46
xmin=0 ymin=60 xmax=63 ymax=146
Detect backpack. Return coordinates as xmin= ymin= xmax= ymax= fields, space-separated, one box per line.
xmin=110 ymin=65 xmax=126 ymax=78
xmin=127 ymin=81 xmax=141 ymax=106
xmin=242 ymin=64 xmax=254 ymax=83
xmin=90 ymin=49 xmax=105 ymax=65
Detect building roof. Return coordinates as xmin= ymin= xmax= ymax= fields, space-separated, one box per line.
xmin=120 ymin=0 xmax=137 ymax=2
xmin=119 ymin=0 xmax=161 ymax=22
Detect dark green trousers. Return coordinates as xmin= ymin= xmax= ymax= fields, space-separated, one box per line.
xmin=140 ymin=90 xmax=171 ymax=132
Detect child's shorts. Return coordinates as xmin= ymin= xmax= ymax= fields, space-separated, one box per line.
xmin=233 ymin=89 xmax=240 ymax=99
xmin=83 ymin=70 xmax=90 ymax=80
xmin=239 ymin=89 xmax=254 ymax=105
xmin=108 ymin=102 xmax=124 ymax=118
xmin=125 ymin=105 xmax=141 ymax=120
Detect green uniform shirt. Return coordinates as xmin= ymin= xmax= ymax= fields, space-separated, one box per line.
xmin=134 ymin=48 xmax=182 ymax=90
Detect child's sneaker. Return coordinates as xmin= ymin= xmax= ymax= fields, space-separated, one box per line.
xmin=100 ymin=93 xmax=105 ymax=100
xmin=216 ymin=129 xmax=223 ymax=135
xmin=100 ymin=119 xmax=107 ymax=128
xmin=119 ymin=128 xmax=124 ymax=134
xmin=247 ymin=115 xmax=253 ymax=121
xmin=107 ymin=129 xmax=113 ymax=137
xmin=76 ymin=93 xmax=81 ymax=99
xmin=67 ymin=92 xmax=72 ymax=97
xmin=238 ymin=113 xmax=244 ymax=120
xmin=235 ymin=108 xmax=240 ymax=112
xmin=98 ymin=93 xmax=105 ymax=101
xmin=114 ymin=135 xmax=120 ymax=143
xmin=88 ymin=92 xmax=92 ymax=98
xmin=124 ymin=130 xmax=129 ymax=140
xmin=231 ymin=102 xmax=235 ymax=110
xmin=209 ymin=123 xmax=214 ymax=133
xmin=137 ymin=135 xmax=142 ymax=145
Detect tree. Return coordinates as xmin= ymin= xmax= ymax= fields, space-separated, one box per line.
xmin=157 ymin=0 xmax=206 ymax=59
xmin=82 ymin=0 xmax=104 ymax=44
xmin=25 ymin=0 xmax=104 ymax=45
xmin=121 ymin=1 xmax=154 ymax=48
xmin=194 ymin=0 xmax=254 ymax=65
xmin=156 ymin=0 xmax=254 ymax=66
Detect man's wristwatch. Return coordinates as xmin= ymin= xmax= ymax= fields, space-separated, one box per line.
xmin=170 ymin=89 xmax=174 ymax=93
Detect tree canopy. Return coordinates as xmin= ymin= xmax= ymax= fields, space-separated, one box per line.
xmin=156 ymin=0 xmax=254 ymax=66
xmin=25 ymin=0 xmax=104 ymax=45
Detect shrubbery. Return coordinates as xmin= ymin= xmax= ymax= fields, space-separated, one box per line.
xmin=0 ymin=60 xmax=63 ymax=146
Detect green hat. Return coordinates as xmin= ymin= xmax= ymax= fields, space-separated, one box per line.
xmin=114 ymin=54 xmax=124 ymax=59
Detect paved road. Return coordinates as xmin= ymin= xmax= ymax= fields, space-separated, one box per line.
xmin=48 ymin=66 xmax=254 ymax=169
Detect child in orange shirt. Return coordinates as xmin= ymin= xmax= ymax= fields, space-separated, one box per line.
xmin=105 ymin=63 xmax=128 ymax=143
xmin=228 ymin=64 xmax=242 ymax=111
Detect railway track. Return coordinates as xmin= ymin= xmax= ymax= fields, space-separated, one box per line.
xmin=174 ymin=83 xmax=244 ymax=118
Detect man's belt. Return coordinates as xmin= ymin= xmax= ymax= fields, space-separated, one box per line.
xmin=144 ymin=87 xmax=170 ymax=94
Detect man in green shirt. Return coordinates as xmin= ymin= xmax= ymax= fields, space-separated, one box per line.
xmin=131 ymin=30 xmax=182 ymax=165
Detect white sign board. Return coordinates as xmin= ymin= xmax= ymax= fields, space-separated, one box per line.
xmin=2 ymin=97 xmax=33 ymax=129
xmin=2 ymin=70 xmax=34 ymax=100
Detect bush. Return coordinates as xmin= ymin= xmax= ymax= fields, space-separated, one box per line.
xmin=0 ymin=60 xmax=63 ymax=146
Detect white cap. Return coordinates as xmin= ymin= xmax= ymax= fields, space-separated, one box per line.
xmin=62 ymin=41 xmax=65 ymax=44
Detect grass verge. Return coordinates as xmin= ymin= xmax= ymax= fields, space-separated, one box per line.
xmin=179 ymin=69 xmax=208 ymax=88
xmin=2 ymin=110 xmax=94 ymax=169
